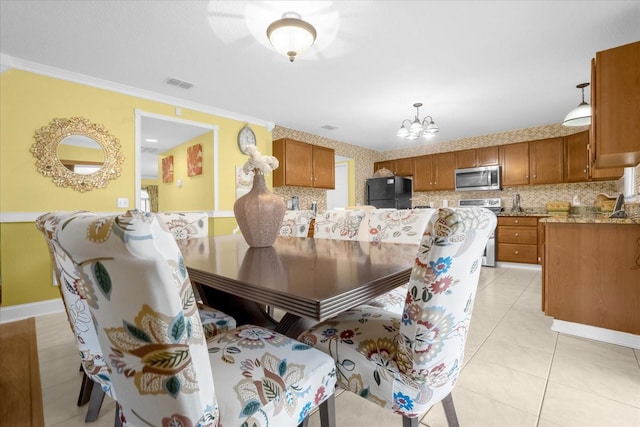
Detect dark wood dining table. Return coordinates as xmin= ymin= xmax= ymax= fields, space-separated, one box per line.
xmin=181 ymin=235 xmax=417 ymax=337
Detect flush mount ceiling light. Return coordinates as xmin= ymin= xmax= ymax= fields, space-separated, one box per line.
xmin=266 ymin=12 xmax=317 ymax=62
xmin=562 ymin=82 xmax=591 ymax=126
xmin=396 ymin=102 xmax=440 ymax=140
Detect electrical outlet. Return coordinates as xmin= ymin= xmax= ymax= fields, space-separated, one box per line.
xmin=117 ymin=197 xmax=129 ymax=208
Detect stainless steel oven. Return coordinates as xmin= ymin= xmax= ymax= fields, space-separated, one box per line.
xmin=458 ymin=198 xmax=502 ymax=267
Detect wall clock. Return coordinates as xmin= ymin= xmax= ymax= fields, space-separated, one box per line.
xmin=237 ymin=124 xmax=257 ymax=154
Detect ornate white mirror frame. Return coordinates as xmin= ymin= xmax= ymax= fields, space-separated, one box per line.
xmin=31 ymin=117 xmax=125 ymax=192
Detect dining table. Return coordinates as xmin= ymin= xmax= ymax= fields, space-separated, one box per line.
xmin=181 ymin=234 xmax=418 ymax=337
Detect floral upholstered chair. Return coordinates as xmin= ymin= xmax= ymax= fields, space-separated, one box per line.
xmin=50 ymin=210 xmax=337 ymax=427
xmin=36 ymin=211 xmax=120 ymax=425
xmin=363 ymin=208 xmax=436 ymax=314
xmin=313 ymin=209 xmax=366 ymax=240
xmin=299 ymin=208 xmax=497 ymax=427
xmin=280 ymin=209 xmax=315 ymax=237
xmin=157 ymin=211 xmax=209 ymax=241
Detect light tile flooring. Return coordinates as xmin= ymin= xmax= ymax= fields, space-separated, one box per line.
xmin=36 ymin=267 xmax=640 ymax=426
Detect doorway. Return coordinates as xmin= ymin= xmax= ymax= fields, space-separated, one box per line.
xmin=327 ymin=162 xmax=349 ymax=209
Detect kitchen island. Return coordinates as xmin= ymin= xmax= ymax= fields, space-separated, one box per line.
xmin=539 ymin=215 xmax=640 ymax=347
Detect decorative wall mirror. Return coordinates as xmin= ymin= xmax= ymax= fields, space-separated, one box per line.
xmin=31 ymin=117 xmax=125 ymax=192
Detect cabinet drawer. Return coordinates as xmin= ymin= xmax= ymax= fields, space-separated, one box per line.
xmin=497 ymin=243 xmax=538 ymax=263
xmin=497 ymin=216 xmax=538 ymax=227
xmin=497 ymin=226 xmax=538 ymax=244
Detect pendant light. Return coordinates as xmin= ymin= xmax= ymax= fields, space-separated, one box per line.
xmin=562 ymin=82 xmax=591 ymax=126
xmin=396 ymin=103 xmax=440 ymax=140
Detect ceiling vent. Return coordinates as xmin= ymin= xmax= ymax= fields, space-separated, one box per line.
xmin=164 ymin=77 xmax=194 ymax=89
xmin=141 ymin=146 xmax=162 ymax=154
xmin=321 ymin=124 xmax=337 ymax=130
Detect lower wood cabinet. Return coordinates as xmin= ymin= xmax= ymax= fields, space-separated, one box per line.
xmin=496 ymin=216 xmax=540 ymax=264
xmin=543 ymin=222 xmax=640 ymax=334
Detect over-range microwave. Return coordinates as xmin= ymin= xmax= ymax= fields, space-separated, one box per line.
xmin=454 ymin=165 xmax=501 ymax=192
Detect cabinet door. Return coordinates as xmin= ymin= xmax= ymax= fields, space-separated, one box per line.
xmin=413 ymin=155 xmax=433 ymax=191
xmin=394 ymin=157 xmax=414 ymax=176
xmin=565 ymin=131 xmax=590 ymax=182
xmin=593 ymin=41 xmax=640 ymax=168
xmin=432 ymin=152 xmax=456 ymax=190
xmin=373 ymin=160 xmax=393 ymax=174
xmin=273 ymin=138 xmax=313 ymax=187
xmin=456 ymin=149 xmax=477 ymax=169
xmin=530 ymin=137 xmax=564 ymax=185
xmin=500 ymin=142 xmax=530 ymax=186
xmin=312 ymin=145 xmax=335 ymax=189
xmin=477 ymin=146 xmax=499 ymax=166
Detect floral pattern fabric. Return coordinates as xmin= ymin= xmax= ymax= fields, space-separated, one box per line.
xmin=46 ymin=210 xmax=336 ymax=427
xmin=279 ymin=210 xmax=315 ymax=237
xmin=364 ymin=208 xmax=435 ymax=244
xmin=158 ymin=211 xmax=209 ymax=241
xmin=299 ymin=207 xmax=496 ymax=420
xmin=313 ymin=209 xmax=366 ymax=241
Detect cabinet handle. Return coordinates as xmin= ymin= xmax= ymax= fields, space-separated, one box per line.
xmin=515 ymin=219 xmax=519 ymax=224
xmin=525 ymin=175 xmax=529 ymax=179
xmin=515 ymin=250 xmax=519 ymax=255
xmin=583 ymin=169 xmax=587 ymax=173
xmin=533 ymin=174 xmax=537 ymax=178
xmin=515 ymin=232 xmax=519 ymax=237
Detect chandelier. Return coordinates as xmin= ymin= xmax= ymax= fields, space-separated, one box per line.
xmin=562 ymin=82 xmax=591 ymax=126
xmin=396 ymin=102 xmax=440 ymax=140
xmin=266 ymin=12 xmax=317 ymax=62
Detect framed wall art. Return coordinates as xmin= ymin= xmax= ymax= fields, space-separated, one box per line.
xmin=187 ymin=143 xmax=203 ymax=176
xmin=162 ymin=155 xmax=174 ymax=183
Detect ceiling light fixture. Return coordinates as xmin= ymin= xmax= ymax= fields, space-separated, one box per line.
xmin=397 ymin=102 xmax=440 ymax=140
xmin=266 ymin=12 xmax=317 ymax=62
xmin=562 ymin=82 xmax=591 ymax=126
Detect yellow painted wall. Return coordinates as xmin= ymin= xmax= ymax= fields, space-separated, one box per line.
xmin=0 ymin=69 xmax=272 ymax=307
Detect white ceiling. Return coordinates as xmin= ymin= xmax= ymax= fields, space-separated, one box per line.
xmin=2 ymin=0 xmax=640 ymax=160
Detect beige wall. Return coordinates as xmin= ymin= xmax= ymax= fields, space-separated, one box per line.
xmin=273 ymin=122 xmax=635 ymax=211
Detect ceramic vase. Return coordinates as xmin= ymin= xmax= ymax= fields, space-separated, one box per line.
xmin=233 ymin=171 xmax=286 ymax=247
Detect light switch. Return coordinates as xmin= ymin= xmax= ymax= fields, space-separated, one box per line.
xmin=117 ymin=197 xmax=129 ymax=208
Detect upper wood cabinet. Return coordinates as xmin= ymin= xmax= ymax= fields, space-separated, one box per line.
xmin=500 ymin=142 xmax=529 ymax=186
xmin=591 ymin=41 xmax=640 ymax=169
xmin=373 ymin=158 xmax=413 ymax=176
xmin=413 ymin=152 xmax=455 ymax=191
xmin=456 ymin=146 xmax=499 ymax=169
xmin=565 ymin=131 xmax=623 ymax=182
xmin=529 ymin=137 xmax=564 ymax=185
xmin=273 ymin=138 xmax=335 ymax=189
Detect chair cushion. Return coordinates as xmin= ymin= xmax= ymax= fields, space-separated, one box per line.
xmin=314 ymin=209 xmax=366 ymax=240
xmin=208 ymin=324 xmax=337 ymax=426
xmin=364 ymin=283 xmax=408 ymax=315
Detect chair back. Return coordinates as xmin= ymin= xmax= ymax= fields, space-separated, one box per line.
xmin=51 ymin=210 xmax=218 ymax=426
xmin=36 ymin=211 xmax=115 ymax=398
xmin=313 ymin=209 xmax=366 ymax=240
xmin=157 ymin=211 xmax=208 ymax=240
xmin=279 ymin=209 xmax=314 ymax=237
xmin=363 ymin=208 xmax=436 ymax=244
xmin=397 ymin=207 xmax=496 ymax=400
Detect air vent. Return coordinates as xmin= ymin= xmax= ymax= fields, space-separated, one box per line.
xmin=164 ymin=77 xmax=194 ymax=90
xmin=321 ymin=124 xmax=337 ymax=130
xmin=141 ymin=146 xmax=162 ymax=154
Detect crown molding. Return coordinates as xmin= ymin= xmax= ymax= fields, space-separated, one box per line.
xmin=2 ymin=54 xmax=275 ymax=131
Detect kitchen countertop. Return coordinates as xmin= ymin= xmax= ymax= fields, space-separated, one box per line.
xmin=497 ymin=208 xmax=640 ymax=224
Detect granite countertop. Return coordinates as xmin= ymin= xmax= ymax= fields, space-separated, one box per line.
xmin=498 ymin=207 xmax=640 ymax=224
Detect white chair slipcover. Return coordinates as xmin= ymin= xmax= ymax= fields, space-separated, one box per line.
xmin=313 ymin=209 xmax=366 ymax=240
xmin=298 ymin=207 xmax=497 ymax=426
xmin=50 ymin=210 xmax=337 ymax=427
xmin=279 ymin=209 xmax=315 ymax=237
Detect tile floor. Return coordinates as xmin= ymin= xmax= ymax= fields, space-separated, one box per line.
xmin=36 ymin=266 xmax=640 ymax=426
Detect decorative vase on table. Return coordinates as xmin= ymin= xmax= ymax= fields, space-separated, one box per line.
xmin=234 ymin=170 xmax=286 ymax=247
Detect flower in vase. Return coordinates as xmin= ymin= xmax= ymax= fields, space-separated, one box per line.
xmin=242 ymin=145 xmax=279 ymax=175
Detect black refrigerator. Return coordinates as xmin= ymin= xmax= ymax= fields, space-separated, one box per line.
xmin=365 ymin=176 xmax=412 ymax=209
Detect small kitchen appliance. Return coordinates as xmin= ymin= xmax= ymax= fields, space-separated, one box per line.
xmin=454 ymin=165 xmax=501 ymax=192
xmin=458 ymin=198 xmax=502 ymax=267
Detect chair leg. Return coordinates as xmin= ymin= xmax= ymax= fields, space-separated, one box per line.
xmin=85 ymin=381 xmax=106 ymax=422
xmin=77 ymin=372 xmax=94 ymax=406
xmin=114 ymin=402 xmax=123 ymax=427
xmin=442 ymin=392 xmax=460 ymax=427
xmin=402 ymin=415 xmax=419 ymax=427
xmin=318 ymin=394 xmax=336 ymax=427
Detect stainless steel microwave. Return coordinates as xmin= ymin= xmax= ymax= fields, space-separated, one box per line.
xmin=454 ymin=165 xmax=501 ymax=192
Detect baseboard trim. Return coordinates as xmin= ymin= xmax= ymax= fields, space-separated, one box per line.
xmin=495 ymin=262 xmax=542 ymax=271
xmin=0 ymin=298 xmax=64 ymax=323
xmin=551 ymin=319 xmax=640 ymax=349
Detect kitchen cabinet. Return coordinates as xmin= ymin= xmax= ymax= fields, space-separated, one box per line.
xmin=591 ymin=41 xmax=640 ymax=169
xmin=499 ymin=142 xmax=530 ymax=186
xmin=374 ymin=158 xmax=414 ymax=176
xmin=273 ymin=138 xmax=335 ymax=189
xmin=373 ymin=160 xmax=394 ymax=174
xmin=543 ymin=222 xmax=640 ymax=334
xmin=529 ymin=137 xmax=564 ymax=185
xmin=456 ymin=147 xmax=499 ymax=169
xmin=565 ymin=131 xmax=623 ymax=182
xmin=496 ymin=216 xmax=539 ymax=264
xmin=413 ymin=152 xmax=455 ymax=191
